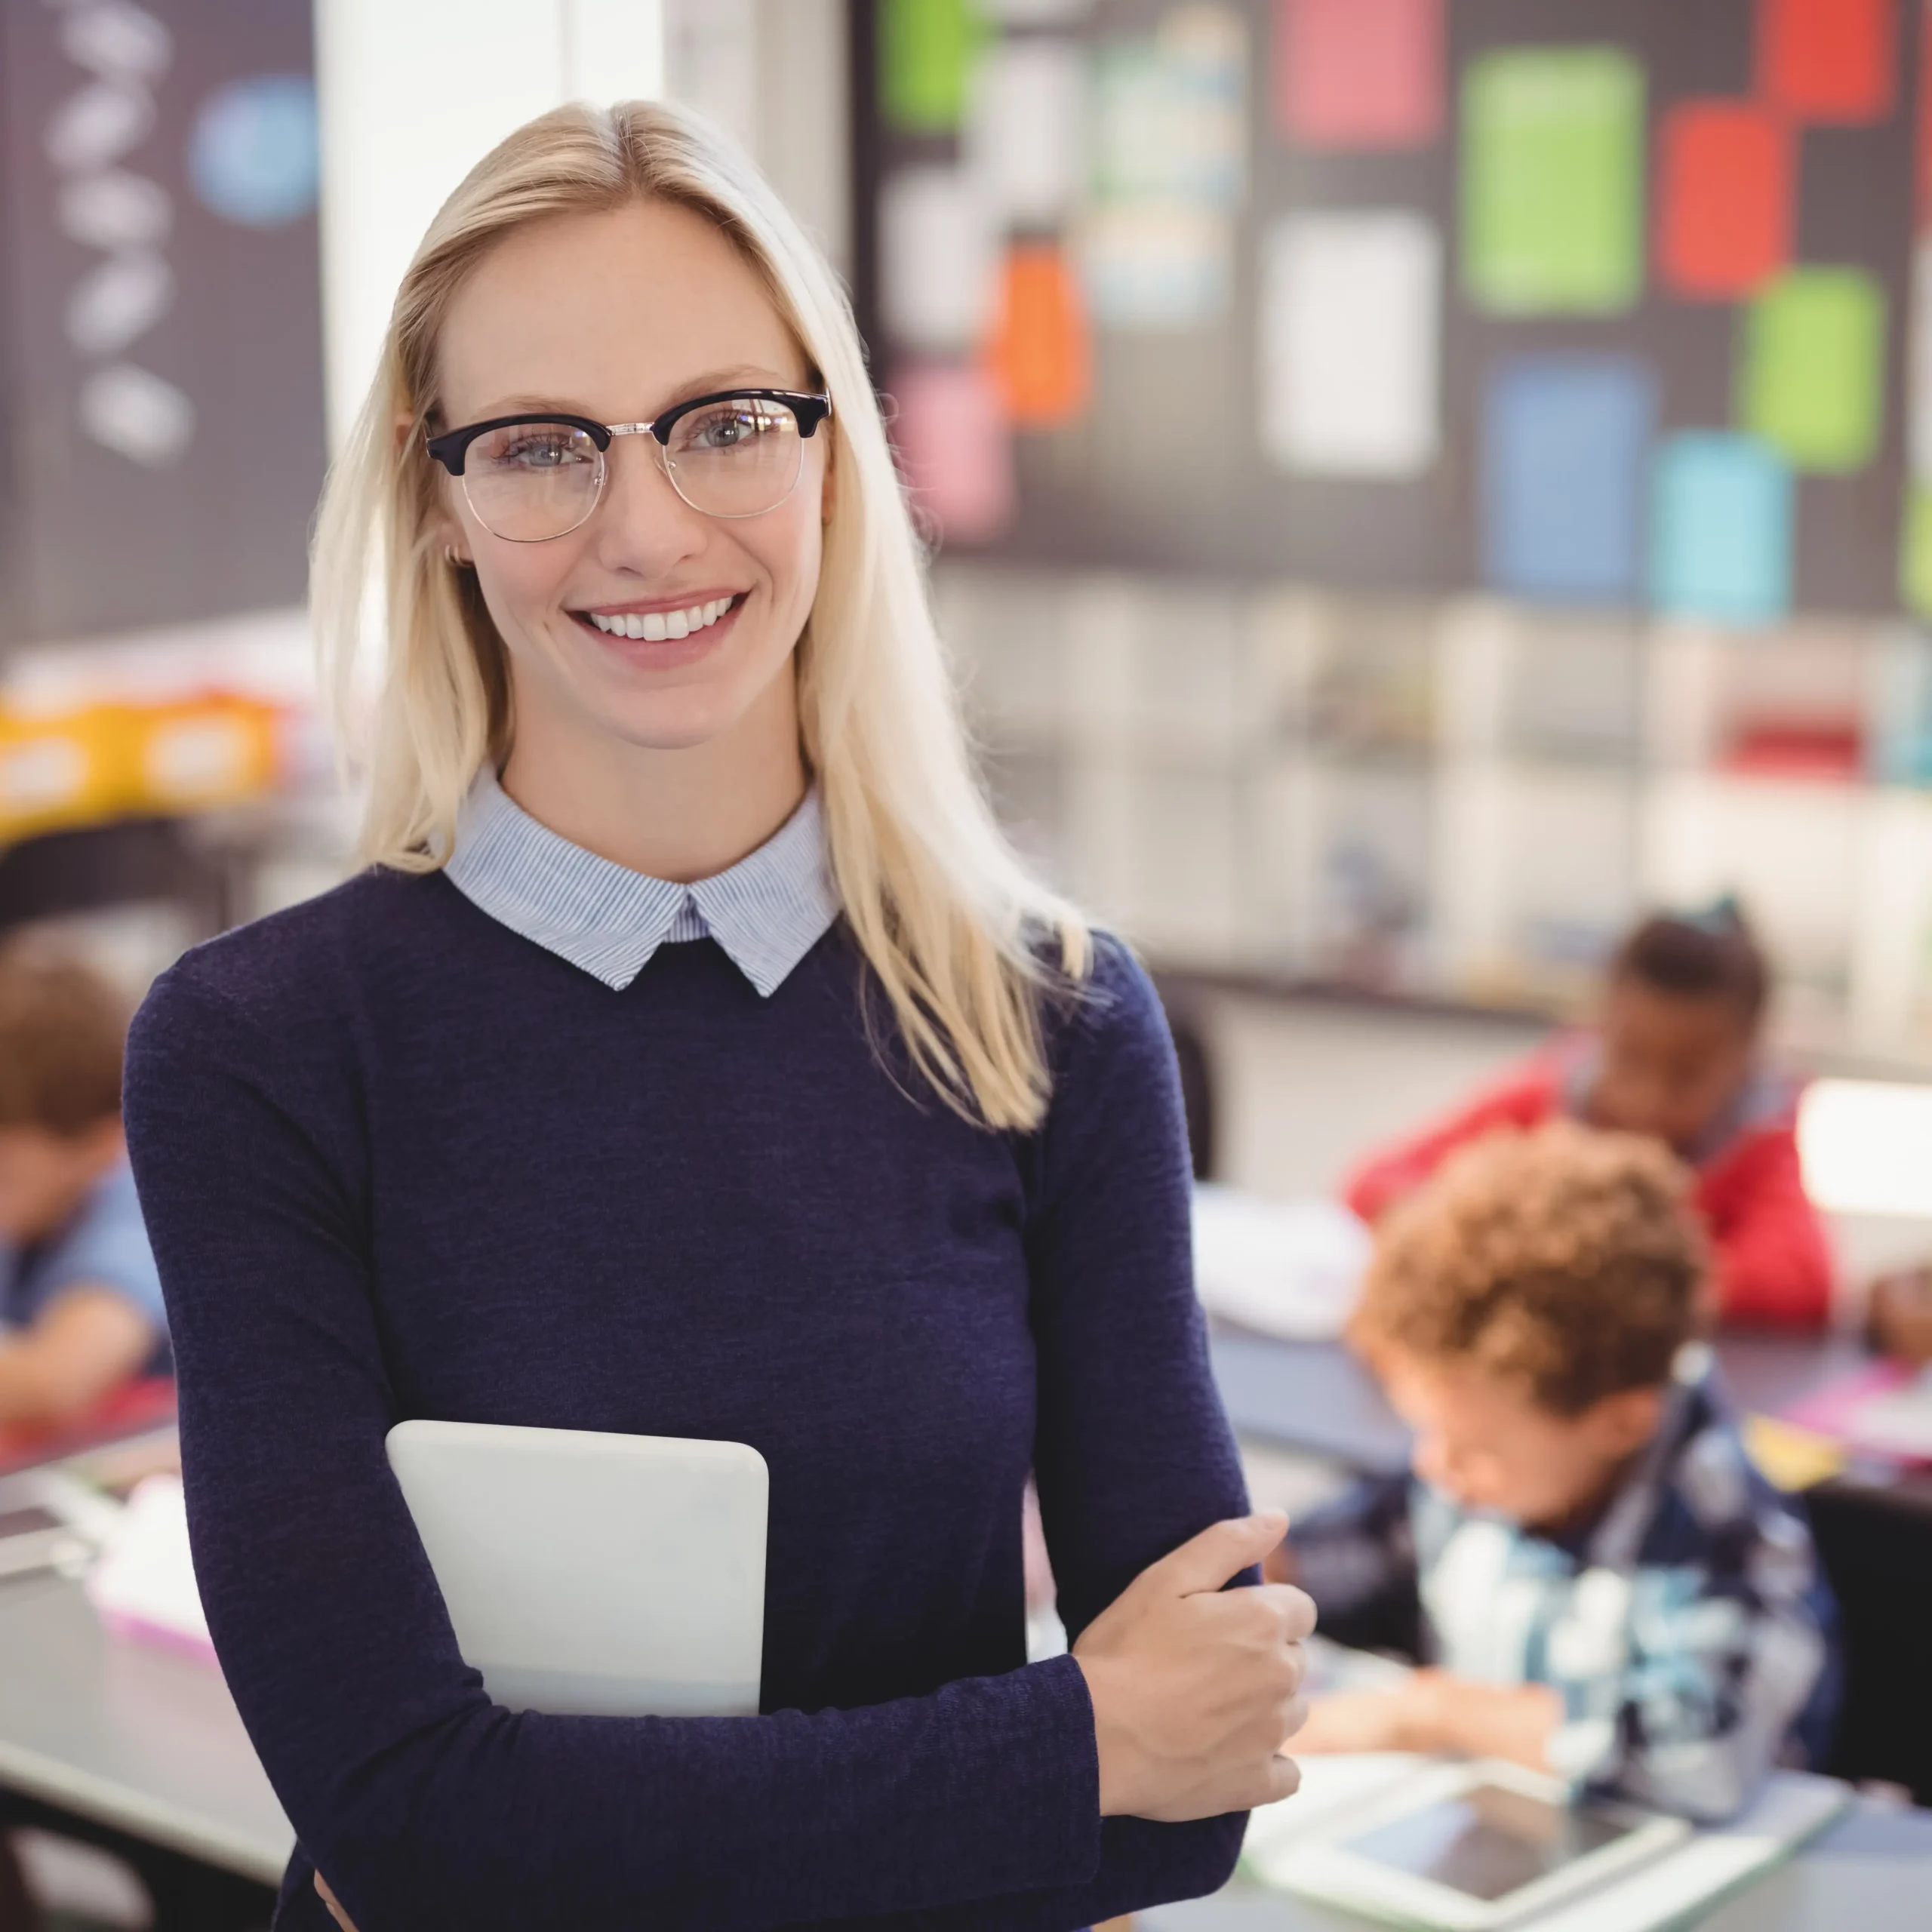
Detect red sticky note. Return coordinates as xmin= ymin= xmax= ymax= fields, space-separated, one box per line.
xmin=984 ymin=244 xmax=1091 ymax=429
xmin=1275 ymin=0 xmax=1443 ymax=149
xmin=889 ymin=363 xmax=1015 ymax=546
xmin=1760 ymin=0 xmax=1896 ymax=124
xmin=1657 ymin=103 xmax=1792 ymax=298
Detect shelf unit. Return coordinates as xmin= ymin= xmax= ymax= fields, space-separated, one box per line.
xmin=937 ymin=560 xmax=1932 ymax=1070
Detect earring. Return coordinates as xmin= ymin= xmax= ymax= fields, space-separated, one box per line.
xmin=444 ymin=544 xmax=469 ymax=568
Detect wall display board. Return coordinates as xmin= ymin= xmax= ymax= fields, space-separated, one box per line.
xmin=0 ymin=0 xmax=326 ymax=647
xmin=857 ymin=0 xmax=1929 ymax=625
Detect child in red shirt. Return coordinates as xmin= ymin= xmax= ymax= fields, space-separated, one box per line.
xmin=1344 ymin=905 xmax=1832 ymax=1327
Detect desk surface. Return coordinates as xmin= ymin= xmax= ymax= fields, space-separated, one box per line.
xmin=1142 ymin=1798 xmax=1932 ymax=1932
xmin=0 ymin=1573 xmax=291 ymax=1885
xmin=1209 ymin=1330 xmax=1881 ymax=1474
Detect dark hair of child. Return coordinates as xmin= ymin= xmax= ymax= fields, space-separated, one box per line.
xmin=1348 ymin=1120 xmax=1708 ymax=1417
xmin=1610 ymin=900 xmax=1767 ymax=1029
xmin=0 ymin=937 xmax=131 ymax=1137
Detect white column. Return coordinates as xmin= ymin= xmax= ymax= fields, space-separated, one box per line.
xmin=312 ymin=0 xmax=664 ymax=451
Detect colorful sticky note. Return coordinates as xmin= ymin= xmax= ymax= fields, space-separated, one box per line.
xmin=1079 ymin=202 xmax=1233 ymax=331
xmin=1259 ymin=212 xmax=1441 ymax=477
xmin=879 ymin=166 xmax=998 ymax=354
xmin=879 ymin=0 xmax=987 ymax=134
xmin=1657 ymin=103 xmax=1791 ymax=298
xmin=1740 ymin=269 xmax=1886 ymax=473
xmin=1274 ymin=0 xmax=1442 ymax=150
xmin=1760 ymin=0 xmax=1896 ymax=125
xmin=889 ymin=362 xmax=1016 ymax=544
xmin=1463 ymin=48 xmax=1646 ymax=316
xmin=965 ymin=36 xmax=1087 ymax=228
xmin=1091 ymin=11 xmax=1247 ymax=208
xmin=1903 ymin=486 xmax=1932 ymax=618
xmin=1649 ymin=434 xmax=1794 ymax=624
xmin=1482 ymin=356 xmax=1656 ymax=603
xmin=985 ymin=242 xmax=1091 ymax=426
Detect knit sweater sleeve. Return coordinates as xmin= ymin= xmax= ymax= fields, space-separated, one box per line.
xmin=123 ymin=934 xmax=1244 ymax=1932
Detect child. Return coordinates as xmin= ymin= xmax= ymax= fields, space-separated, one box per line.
xmin=1344 ymin=903 xmax=1832 ymax=1327
xmin=1284 ymin=1122 xmax=1838 ymax=1822
xmin=0 ymin=937 xmax=169 ymax=1431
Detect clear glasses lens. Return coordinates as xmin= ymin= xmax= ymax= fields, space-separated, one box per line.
xmin=461 ymin=422 xmax=604 ymax=541
xmin=663 ymin=397 xmax=804 ymax=518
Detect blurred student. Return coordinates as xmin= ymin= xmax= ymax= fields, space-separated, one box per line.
xmin=1278 ymin=1122 xmax=1838 ymax=1820
xmin=1867 ymin=1266 xmax=1932 ymax=1365
xmin=1344 ymin=903 xmax=1832 ymax=1327
xmin=0 ymin=938 xmax=168 ymax=1431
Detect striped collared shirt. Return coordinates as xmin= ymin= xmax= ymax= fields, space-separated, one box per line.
xmin=444 ymin=769 xmax=839 ymax=996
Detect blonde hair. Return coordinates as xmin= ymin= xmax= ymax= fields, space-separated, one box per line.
xmin=311 ymin=100 xmax=1089 ymax=1130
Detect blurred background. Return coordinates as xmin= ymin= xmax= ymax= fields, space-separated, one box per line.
xmin=5 ymin=0 xmax=1932 ymax=1228
xmin=6 ymin=8 xmax=1932 ymax=1927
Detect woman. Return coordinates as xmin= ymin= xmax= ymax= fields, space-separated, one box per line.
xmin=123 ymin=102 xmax=1310 ymax=1932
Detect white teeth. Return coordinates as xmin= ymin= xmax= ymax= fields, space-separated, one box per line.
xmin=586 ymin=597 xmax=736 ymax=640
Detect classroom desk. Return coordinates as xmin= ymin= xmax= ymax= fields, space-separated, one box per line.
xmin=0 ymin=1570 xmax=291 ymax=1889
xmin=1208 ymin=1329 xmax=1876 ymax=1473
xmin=1140 ymin=1795 xmax=1932 ymax=1931
xmin=1209 ymin=1327 xmax=1932 ymax=1805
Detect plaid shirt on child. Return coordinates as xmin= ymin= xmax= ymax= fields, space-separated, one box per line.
xmin=1289 ymin=1349 xmax=1841 ymax=1821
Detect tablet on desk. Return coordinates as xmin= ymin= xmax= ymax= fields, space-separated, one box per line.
xmin=386 ymin=1420 xmax=767 ymax=1719
xmin=1260 ymin=1759 xmax=1688 ymax=1930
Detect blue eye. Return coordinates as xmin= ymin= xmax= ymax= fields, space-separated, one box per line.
xmin=472 ymin=424 xmax=598 ymax=472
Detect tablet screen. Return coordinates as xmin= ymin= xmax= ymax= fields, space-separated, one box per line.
xmin=1341 ymin=1780 xmax=1636 ymax=1903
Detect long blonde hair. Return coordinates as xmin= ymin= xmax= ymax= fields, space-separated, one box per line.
xmin=311 ymin=100 xmax=1090 ymax=1131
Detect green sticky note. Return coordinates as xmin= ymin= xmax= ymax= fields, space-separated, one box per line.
xmin=1463 ymin=47 xmax=1645 ymax=315
xmin=1741 ymin=269 xmax=1885 ymax=474
xmin=1903 ymin=486 xmax=1932 ymax=618
xmin=879 ymin=0 xmax=986 ymax=134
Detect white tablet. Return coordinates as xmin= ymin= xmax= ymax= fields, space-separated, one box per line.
xmin=386 ymin=1420 xmax=767 ymax=1718
xmin=1261 ymin=1759 xmax=1689 ymax=1930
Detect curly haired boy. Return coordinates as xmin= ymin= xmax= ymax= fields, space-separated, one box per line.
xmin=1281 ymin=1120 xmax=1839 ymax=1820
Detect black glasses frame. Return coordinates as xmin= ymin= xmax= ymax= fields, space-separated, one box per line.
xmin=423 ymin=388 xmax=833 ymax=475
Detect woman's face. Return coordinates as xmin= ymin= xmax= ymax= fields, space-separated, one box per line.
xmin=431 ymin=198 xmax=829 ymax=761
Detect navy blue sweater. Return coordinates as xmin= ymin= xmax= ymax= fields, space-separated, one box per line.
xmin=122 ymin=869 xmax=1252 ymax=1932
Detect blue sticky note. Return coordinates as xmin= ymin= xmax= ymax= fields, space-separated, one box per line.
xmin=1482 ymin=356 xmax=1656 ymax=602
xmin=1649 ymin=433 xmax=1793 ymax=624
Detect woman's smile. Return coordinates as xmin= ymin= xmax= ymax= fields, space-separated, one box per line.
xmin=568 ymin=589 xmax=749 ymax=668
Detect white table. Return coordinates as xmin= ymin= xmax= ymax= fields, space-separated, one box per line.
xmin=0 ymin=1571 xmax=291 ymax=1887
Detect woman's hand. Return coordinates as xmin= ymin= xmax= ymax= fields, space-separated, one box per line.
xmin=315 ymin=1872 xmax=360 ymax=1932
xmin=1073 ymin=1511 xmax=1314 ymax=1822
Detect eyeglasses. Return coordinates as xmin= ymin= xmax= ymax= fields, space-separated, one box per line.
xmin=424 ymin=388 xmax=833 ymax=543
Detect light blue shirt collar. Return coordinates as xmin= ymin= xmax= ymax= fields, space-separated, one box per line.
xmin=445 ymin=770 xmax=838 ymax=996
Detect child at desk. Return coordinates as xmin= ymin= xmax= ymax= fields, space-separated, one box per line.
xmin=1279 ymin=1121 xmax=1839 ymax=1822
xmin=0 ymin=938 xmax=169 ymax=1431
xmin=1344 ymin=903 xmax=1833 ymax=1328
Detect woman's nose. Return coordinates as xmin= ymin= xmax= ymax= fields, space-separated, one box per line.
xmin=589 ymin=436 xmax=710 ymax=570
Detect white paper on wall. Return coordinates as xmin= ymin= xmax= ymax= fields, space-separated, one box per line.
xmin=1080 ymin=200 xmax=1233 ymax=330
xmin=966 ymin=37 xmax=1088 ymax=228
xmin=1259 ymin=211 xmax=1441 ymax=478
xmin=878 ymin=165 xmax=998 ymax=354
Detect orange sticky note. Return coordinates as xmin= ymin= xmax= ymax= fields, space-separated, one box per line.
xmin=984 ymin=243 xmax=1091 ymax=429
xmin=1760 ymin=0 xmax=1896 ymax=125
xmin=1657 ymin=103 xmax=1791 ymax=297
